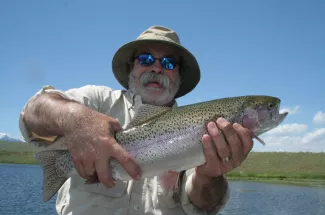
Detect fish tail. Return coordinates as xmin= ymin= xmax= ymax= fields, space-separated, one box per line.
xmin=34 ymin=150 xmax=69 ymax=202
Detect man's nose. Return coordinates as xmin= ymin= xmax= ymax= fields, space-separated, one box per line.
xmin=151 ymin=59 xmax=163 ymax=73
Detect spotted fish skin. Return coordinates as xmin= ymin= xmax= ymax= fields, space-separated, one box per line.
xmin=34 ymin=95 xmax=288 ymax=202
xmin=111 ymin=96 xmax=249 ymax=179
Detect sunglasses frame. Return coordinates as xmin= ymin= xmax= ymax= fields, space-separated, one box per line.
xmin=134 ymin=53 xmax=179 ymax=70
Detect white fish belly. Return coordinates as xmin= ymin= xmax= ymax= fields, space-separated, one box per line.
xmin=111 ymin=125 xmax=207 ymax=181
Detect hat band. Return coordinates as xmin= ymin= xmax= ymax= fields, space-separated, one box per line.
xmin=137 ymin=34 xmax=180 ymax=45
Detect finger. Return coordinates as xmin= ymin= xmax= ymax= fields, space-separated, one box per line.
xmin=110 ymin=141 xmax=142 ymax=180
xmin=198 ymin=134 xmax=222 ymax=176
xmin=71 ymin=155 xmax=87 ymax=179
xmin=202 ymin=134 xmax=219 ymax=165
xmin=69 ymin=146 xmax=87 ymax=178
xmin=216 ymin=118 xmax=243 ymax=166
xmin=110 ymin=118 xmax=123 ymax=131
xmin=83 ymin=158 xmax=95 ymax=177
xmin=82 ymin=146 xmax=96 ymax=177
xmin=207 ymin=121 xmax=231 ymax=161
xmin=94 ymin=156 xmax=115 ymax=188
xmin=233 ymin=123 xmax=254 ymax=156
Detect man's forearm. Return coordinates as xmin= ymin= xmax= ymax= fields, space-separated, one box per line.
xmin=22 ymin=93 xmax=88 ymax=138
xmin=187 ymin=171 xmax=229 ymax=212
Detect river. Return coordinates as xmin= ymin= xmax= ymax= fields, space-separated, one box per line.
xmin=1 ymin=164 xmax=324 ymax=215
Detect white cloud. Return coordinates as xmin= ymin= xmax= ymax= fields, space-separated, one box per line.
xmin=256 ymin=110 xmax=325 ymax=152
xmin=280 ymin=105 xmax=300 ymax=115
xmin=313 ymin=111 xmax=325 ymax=125
xmin=0 ymin=133 xmax=11 ymax=139
xmin=253 ymin=127 xmax=325 ymax=152
xmin=267 ymin=123 xmax=308 ymax=135
xmin=300 ymin=128 xmax=325 ymax=145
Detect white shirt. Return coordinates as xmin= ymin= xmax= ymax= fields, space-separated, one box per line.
xmin=19 ymin=85 xmax=229 ymax=215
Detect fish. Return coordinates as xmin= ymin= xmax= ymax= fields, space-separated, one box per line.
xmin=34 ymin=95 xmax=288 ymax=202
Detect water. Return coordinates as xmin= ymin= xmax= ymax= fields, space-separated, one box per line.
xmin=220 ymin=181 xmax=325 ymax=215
xmin=1 ymin=164 xmax=325 ymax=215
xmin=0 ymin=164 xmax=57 ymax=215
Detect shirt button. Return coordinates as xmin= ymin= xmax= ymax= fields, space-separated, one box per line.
xmin=133 ymin=205 xmax=139 ymax=210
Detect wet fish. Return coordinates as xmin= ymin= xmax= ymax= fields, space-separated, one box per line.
xmin=34 ymin=95 xmax=288 ymax=202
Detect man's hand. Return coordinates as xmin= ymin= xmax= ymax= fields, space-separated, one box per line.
xmin=196 ymin=117 xmax=254 ymax=178
xmin=187 ymin=117 xmax=254 ymax=212
xmin=63 ymin=108 xmax=142 ymax=188
xmin=22 ymin=93 xmax=142 ymax=188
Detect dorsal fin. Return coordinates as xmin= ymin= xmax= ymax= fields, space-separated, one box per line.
xmin=126 ymin=104 xmax=172 ymax=128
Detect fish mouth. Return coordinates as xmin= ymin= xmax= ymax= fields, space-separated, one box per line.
xmin=243 ymin=101 xmax=289 ymax=137
xmin=254 ymin=104 xmax=288 ymax=136
xmin=271 ymin=103 xmax=288 ymax=126
xmin=277 ymin=111 xmax=288 ymax=124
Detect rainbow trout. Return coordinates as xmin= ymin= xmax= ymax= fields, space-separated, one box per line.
xmin=34 ymin=95 xmax=288 ymax=202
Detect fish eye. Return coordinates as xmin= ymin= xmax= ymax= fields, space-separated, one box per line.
xmin=268 ymin=102 xmax=276 ymax=110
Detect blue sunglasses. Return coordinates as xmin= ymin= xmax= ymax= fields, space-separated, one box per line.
xmin=135 ymin=53 xmax=178 ymax=70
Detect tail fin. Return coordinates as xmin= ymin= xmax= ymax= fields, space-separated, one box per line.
xmin=35 ymin=150 xmax=70 ymax=202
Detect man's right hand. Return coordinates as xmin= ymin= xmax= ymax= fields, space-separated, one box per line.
xmin=63 ymin=110 xmax=142 ymax=188
xmin=22 ymin=93 xmax=142 ymax=188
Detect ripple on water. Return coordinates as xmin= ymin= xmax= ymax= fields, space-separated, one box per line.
xmin=219 ymin=181 xmax=325 ymax=215
xmin=0 ymin=164 xmax=57 ymax=215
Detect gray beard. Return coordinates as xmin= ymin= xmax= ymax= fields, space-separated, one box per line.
xmin=128 ymin=71 xmax=181 ymax=106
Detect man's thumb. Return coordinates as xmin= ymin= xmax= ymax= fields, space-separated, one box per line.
xmin=111 ymin=119 xmax=122 ymax=131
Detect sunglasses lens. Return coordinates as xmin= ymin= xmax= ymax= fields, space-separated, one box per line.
xmin=137 ymin=54 xmax=177 ymax=70
xmin=161 ymin=57 xmax=177 ymax=70
xmin=138 ymin=54 xmax=154 ymax=66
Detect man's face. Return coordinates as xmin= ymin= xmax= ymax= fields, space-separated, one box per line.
xmin=128 ymin=44 xmax=181 ymax=106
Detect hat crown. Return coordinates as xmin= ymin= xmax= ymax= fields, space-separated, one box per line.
xmin=136 ymin=26 xmax=181 ymax=45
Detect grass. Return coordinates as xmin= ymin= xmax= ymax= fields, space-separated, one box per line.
xmin=225 ymin=152 xmax=325 ymax=187
xmin=0 ymin=140 xmax=37 ymax=152
xmin=0 ymin=140 xmax=38 ymax=164
xmin=1 ymin=140 xmax=325 ymax=186
xmin=225 ymin=152 xmax=325 ymax=178
xmin=0 ymin=151 xmax=37 ymax=164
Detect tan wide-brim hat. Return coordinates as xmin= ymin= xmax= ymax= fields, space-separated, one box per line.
xmin=112 ymin=25 xmax=201 ymax=98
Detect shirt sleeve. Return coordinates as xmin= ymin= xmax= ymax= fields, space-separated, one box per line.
xmin=19 ymin=85 xmax=115 ymax=144
xmin=180 ymin=168 xmax=230 ymax=215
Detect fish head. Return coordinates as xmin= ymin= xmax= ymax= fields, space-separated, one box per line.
xmin=241 ymin=96 xmax=288 ymax=136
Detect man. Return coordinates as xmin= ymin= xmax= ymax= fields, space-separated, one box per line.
xmin=19 ymin=26 xmax=254 ymax=215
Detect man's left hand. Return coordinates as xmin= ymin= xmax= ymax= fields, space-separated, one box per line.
xmin=196 ymin=117 xmax=254 ymax=178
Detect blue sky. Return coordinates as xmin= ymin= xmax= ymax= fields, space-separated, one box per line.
xmin=1 ymin=0 xmax=324 ymax=152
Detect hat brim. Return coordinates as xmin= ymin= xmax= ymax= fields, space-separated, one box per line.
xmin=112 ymin=39 xmax=200 ymax=98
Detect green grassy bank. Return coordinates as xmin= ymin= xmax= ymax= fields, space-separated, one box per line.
xmin=225 ymin=151 xmax=325 ymax=187
xmin=0 ymin=141 xmax=38 ymax=164
xmin=1 ymin=140 xmax=325 ymax=186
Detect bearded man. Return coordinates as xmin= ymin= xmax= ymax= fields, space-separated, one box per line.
xmin=19 ymin=26 xmax=254 ymax=215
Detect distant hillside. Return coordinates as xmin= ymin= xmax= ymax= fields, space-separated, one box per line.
xmin=0 ymin=140 xmax=37 ymax=164
xmin=0 ymin=140 xmax=37 ymax=152
xmin=228 ymin=151 xmax=325 ymax=180
xmin=0 ymin=133 xmax=23 ymax=143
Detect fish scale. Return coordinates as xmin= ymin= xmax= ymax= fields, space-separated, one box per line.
xmin=34 ymin=95 xmax=288 ymax=202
